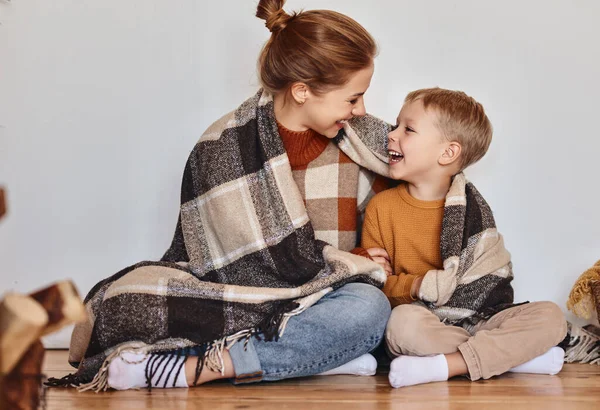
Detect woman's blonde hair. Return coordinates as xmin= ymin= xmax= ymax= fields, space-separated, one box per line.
xmin=405 ymin=88 xmax=493 ymax=170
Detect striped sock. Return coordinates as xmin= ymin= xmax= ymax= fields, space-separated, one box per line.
xmin=107 ymin=351 xmax=189 ymax=390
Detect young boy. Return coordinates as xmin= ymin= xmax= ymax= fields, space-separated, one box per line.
xmin=362 ymin=88 xmax=567 ymax=388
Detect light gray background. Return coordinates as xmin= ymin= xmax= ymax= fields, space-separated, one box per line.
xmin=1 ymin=0 xmax=598 ymax=346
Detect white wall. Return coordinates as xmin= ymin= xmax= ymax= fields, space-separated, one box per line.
xmin=1 ymin=0 xmax=599 ymax=347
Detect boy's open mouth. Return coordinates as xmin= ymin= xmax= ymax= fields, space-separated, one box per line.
xmin=388 ymin=149 xmax=404 ymax=164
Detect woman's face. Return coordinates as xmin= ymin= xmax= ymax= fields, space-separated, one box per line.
xmin=302 ymin=65 xmax=374 ymax=138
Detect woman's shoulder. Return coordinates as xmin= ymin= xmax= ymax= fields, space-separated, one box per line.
xmin=198 ymin=91 xmax=265 ymax=144
xmin=198 ymin=110 xmax=237 ymax=143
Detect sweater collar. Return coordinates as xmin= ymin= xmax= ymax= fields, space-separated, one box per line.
xmin=277 ymin=121 xmax=330 ymax=167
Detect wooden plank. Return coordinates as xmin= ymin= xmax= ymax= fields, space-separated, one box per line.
xmin=42 ymin=350 xmax=600 ymax=410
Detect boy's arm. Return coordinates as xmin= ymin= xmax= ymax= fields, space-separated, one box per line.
xmin=361 ymin=201 xmax=386 ymax=251
xmin=418 ymin=236 xmax=511 ymax=307
xmin=362 ymin=202 xmax=422 ymax=304
xmin=383 ymin=273 xmax=423 ymax=306
xmin=353 ymin=173 xmax=392 ymax=259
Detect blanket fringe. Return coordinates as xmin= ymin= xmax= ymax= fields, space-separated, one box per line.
xmin=204 ymin=329 xmax=255 ymax=377
xmin=78 ymin=342 xmax=150 ymax=393
xmin=278 ymin=289 xmax=333 ymax=337
xmin=45 ymin=372 xmax=82 ymax=388
xmin=66 ymin=294 xmax=323 ymax=392
xmin=563 ymin=323 xmax=600 ymax=365
xmin=74 ymin=332 xmax=256 ymax=392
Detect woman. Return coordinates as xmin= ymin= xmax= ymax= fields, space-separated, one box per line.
xmin=54 ymin=0 xmax=393 ymax=391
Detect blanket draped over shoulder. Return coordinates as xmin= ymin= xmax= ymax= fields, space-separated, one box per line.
xmin=49 ymin=90 xmax=390 ymax=391
xmin=418 ymin=173 xmax=518 ymax=330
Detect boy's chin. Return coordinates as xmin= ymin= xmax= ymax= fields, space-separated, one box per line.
xmin=389 ymin=168 xmax=406 ymax=180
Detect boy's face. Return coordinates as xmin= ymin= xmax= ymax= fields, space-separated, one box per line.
xmin=387 ymin=99 xmax=450 ymax=182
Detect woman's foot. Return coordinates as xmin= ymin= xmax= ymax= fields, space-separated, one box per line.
xmin=107 ymin=351 xmax=188 ymax=390
xmin=318 ymin=353 xmax=377 ymax=376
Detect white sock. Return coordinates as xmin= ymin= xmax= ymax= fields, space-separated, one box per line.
xmin=388 ymin=354 xmax=448 ymax=388
xmin=107 ymin=351 xmax=189 ymax=390
xmin=509 ymin=347 xmax=565 ymax=375
xmin=318 ymin=353 xmax=377 ymax=376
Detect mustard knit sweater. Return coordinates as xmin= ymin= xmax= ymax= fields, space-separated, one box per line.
xmin=362 ymin=183 xmax=445 ymax=307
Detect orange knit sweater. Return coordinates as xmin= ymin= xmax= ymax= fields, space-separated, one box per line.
xmin=277 ymin=123 xmax=330 ymax=169
xmin=278 ymin=122 xmax=381 ymax=259
xmin=361 ymin=183 xmax=445 ymax=307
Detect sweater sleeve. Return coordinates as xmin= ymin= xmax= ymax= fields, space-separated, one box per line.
xmin=350 ymin=247 xmax=373 ymax=260
xmin=361 ymin=195 xmax=423 ymax=307
xmin=382 ymin=273 xmax=421 ymax=307
xmin=361 ymin=201 xmax=385 ymax=250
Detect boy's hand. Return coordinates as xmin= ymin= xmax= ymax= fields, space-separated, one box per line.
xmin=365 ymin=248 xmax=392 ymax=276
xmin=410 ymin=276 xmax=424 ymax=299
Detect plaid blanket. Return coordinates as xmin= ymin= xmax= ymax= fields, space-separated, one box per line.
xmin=51 ymin=90 xmax=389 ymax=391
xmin=418 ymin=173 xmax=518 ymax=329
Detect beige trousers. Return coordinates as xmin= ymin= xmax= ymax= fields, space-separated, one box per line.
xmin=385 ymin=301 xmax=567 ymax=380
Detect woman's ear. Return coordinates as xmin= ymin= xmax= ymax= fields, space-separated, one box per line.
xmin=290 ymin=82 xmax=309 ymax=105
xmin=439 ymin=142 xmax=462 ymax=166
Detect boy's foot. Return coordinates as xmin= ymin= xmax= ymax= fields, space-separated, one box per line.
xmin=318 ymin=353 xmax=377 ymax=376
xmin=388 ymin=354 xmax=448 ymax=388
xmin=509 ymin=347 xmax=565 ymax=375
xmin=107 ymin=351 xmax=188 ymax=390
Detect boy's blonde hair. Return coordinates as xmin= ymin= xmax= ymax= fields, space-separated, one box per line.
xmin=405 ymin=88 xmax=492 ymax=170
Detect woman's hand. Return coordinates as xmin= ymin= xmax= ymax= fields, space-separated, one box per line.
xmin=365 ymin=248 xmax=392 ymax=276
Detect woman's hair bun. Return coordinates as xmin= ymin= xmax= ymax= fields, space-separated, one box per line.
xmin=256 ymin=0 xmax=291 ymax=34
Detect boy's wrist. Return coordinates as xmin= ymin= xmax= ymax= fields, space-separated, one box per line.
xmin=410 ymin=276 xmax=424 ymax=299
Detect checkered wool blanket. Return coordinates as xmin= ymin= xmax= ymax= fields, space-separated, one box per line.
xmin=50 ymin=90 xmax=389 ymax=391
xmin=418 ymin=173 xmax=518 ymax=329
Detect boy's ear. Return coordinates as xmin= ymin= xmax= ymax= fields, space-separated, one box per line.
xmin=290 ymin=82 xmax=310 ymax=105
xmin=439 ymin=142 xmax=462 ymax=166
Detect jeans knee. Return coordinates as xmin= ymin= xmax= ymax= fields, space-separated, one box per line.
xmin=339 ymin=283 xmax=391 ymax=335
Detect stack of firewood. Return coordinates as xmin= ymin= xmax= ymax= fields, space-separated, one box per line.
xmin=0 ymin=187 xmax=87 ymax=409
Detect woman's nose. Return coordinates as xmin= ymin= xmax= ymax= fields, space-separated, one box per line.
xmin=351 ymin=99 xmax=367 ymax=117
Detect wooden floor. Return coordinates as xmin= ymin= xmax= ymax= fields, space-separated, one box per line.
xmin=42 ymin=350 xmax=600 ymax=410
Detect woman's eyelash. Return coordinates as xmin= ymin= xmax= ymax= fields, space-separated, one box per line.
xmin=349 ymin=99 xmax=358 ymax=104
xmin=405 ymin=126 xmax=414 ymax=132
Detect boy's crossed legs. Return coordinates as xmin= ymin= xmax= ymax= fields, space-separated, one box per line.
xmin=386 ymin=301 xmax=567 ymax=388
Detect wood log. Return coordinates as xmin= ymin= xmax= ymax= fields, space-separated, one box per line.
xmin=0 ymin=294 xmax=48 ymax=375
xmin=30 ymin=281 xmax=86 ymax=336
xmin=0 ymin=282 xmax=86 ymax=409
xmin=0 ymin=340 xmax=45 ymax=410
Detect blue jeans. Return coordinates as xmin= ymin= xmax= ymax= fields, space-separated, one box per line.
xmin=229 ymin=283 xmax=391 ymax=384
